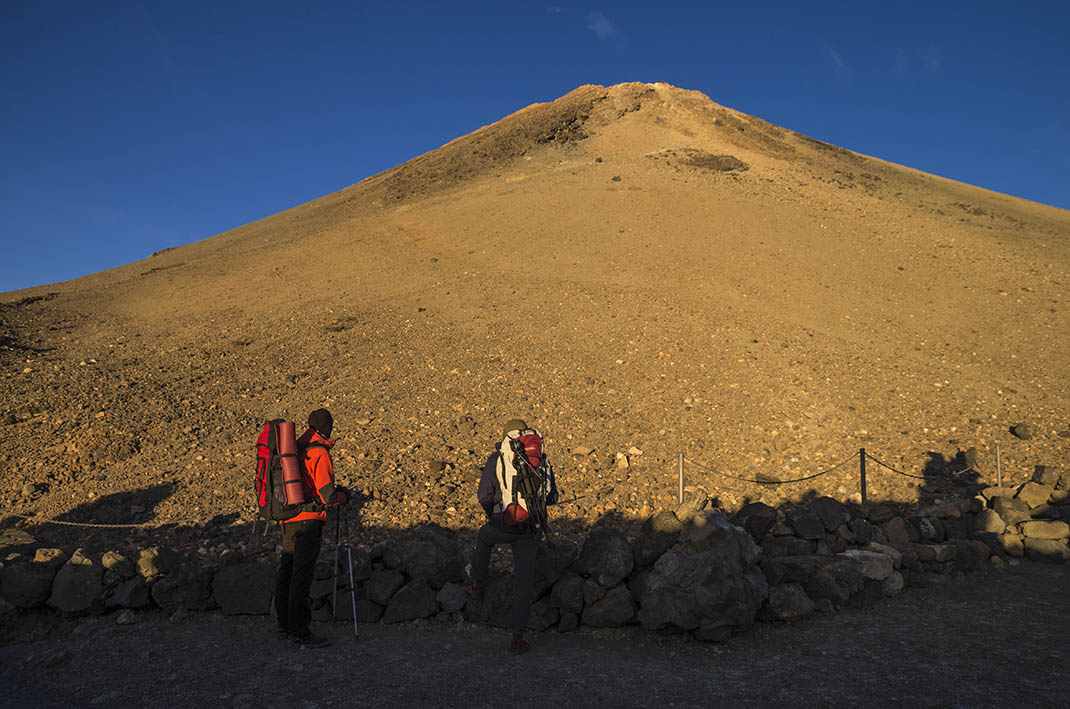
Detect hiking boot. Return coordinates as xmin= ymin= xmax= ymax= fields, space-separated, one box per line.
xmin=294 ymin=632 xmax=329 ymax=648
xmin=464 ymin=581 xmax=484 ymax=600
xmin=276 ymin=626 xmax=293 ymax=639
xmin=510 ymin=638 xmax=530 ymax=655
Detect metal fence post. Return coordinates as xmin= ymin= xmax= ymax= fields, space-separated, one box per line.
xmin=859 ymin=448 xmax=867 ymax=504
xmin=678 ymin=453 xmax=684 ymax=505
xmin=996 ymin=443 xmax=1002 ymax=487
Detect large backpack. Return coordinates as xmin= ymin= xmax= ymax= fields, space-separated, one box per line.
xmin=255 ymin=419 xmax=320 ymax=521
xmin=494 ymin=429 xmax=554 ymax=536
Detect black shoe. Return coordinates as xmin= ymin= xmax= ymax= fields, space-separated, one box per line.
xmin=294 ymin=632 xmax=329 ymax=648
xmin=277 ymin=626 xmax=292 ymax=639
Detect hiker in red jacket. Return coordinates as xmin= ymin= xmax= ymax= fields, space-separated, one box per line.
xmin=465 ymin=418 xmax=558 ymax=654
xmin=275 ymin=408 xmax=349 ymax=647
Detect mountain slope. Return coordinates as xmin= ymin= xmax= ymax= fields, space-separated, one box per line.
xmin=3 ymin=82 xmax=1068 ymax=540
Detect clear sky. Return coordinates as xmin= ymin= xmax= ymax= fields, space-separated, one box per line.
xmin=2 ymin=1 xmax=1068 ymax=292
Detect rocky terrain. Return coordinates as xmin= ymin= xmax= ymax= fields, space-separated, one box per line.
xmin=1 ymin=81 xmax=1068 ymax=564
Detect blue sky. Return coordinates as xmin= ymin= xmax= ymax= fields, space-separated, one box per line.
xmin=2 ymin=1 xmax=1068 ymax=292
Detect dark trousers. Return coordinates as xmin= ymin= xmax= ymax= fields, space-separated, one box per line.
xmin=275 ymin=519 xmax=323 ymax=637
xmin=470 ymin=523 xmax=540 ymax=630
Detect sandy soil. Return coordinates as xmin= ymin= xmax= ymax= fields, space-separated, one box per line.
xmin=1 ymin=560 xmax=1066 ymax=708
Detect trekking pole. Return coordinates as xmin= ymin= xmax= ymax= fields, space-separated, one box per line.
xmin=331 ymin=509 xmax=341 ymax=620
xmin=344 ymin=507 xmax=358 ymax=638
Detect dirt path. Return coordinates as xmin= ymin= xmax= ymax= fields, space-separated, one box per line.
xmin=1 ymin=561 xmax=1066 ymax=708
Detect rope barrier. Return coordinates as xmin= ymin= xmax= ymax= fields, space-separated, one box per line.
xmin=683 ymin=451 xmax=857 ymax=485
xmin=863 ymin=452 xmax=978 ymax=481
xmin=3 ymin=512 xmax=177 ymax=529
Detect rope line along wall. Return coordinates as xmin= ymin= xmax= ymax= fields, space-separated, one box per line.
xmin=1 ymin=512 xmax=170 ymax=529
xmin=682 ymin=451 xmax=857 ymax=485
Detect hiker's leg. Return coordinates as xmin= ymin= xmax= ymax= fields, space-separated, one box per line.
xmin=275 ymin=523 xmax=297 ymax=630
xmin=287 ymin=520 xmax=323 ymax=638
xmin=470 ymin=523 xmax=498 ymax=583
xmin=509 ymin=532 xmax=539 ymax=631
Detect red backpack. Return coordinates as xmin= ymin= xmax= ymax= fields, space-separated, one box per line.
xmin=255 ymin=420 xmax=318 ymax=521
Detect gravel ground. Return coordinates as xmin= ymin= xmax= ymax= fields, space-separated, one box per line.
xmin=1 ymin=561 xmax=1066 ymax=708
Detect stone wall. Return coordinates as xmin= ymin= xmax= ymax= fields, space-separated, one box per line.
xmin=2 ymin=465 xmax=1067 ymax=638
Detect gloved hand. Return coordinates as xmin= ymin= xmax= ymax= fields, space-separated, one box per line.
xmin=335 ymin=486 xmax=350 ymax=506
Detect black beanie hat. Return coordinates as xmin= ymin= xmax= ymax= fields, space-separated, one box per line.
xmin=308 ymin=408 xmax=333 ymax=438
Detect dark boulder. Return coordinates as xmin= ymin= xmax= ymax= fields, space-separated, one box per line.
xmin=212 ymin=562 xmax=274 ymax=615
xmin=733 ymin=502 xmax=777 ymax=540
xmin=550 ymin=572 xmax=584 ymax=614
xmin=0 ymin=548 xmax=67 ymax=608
xmin=787 ymin=509 xmax=826 ymax=540
xmin=634 ymin=511 xmax=684 ymax=566
xmin=576 ymin=526 xmax=634 ymax=588
xmin=381 ymin=525 xmax=465 ymax=587
xmin=582 ymin=583 xmax=636 ymax=627
xmin=759 ymin=583 xmax=814 ymax=622
xmin=811 ymin=497 xmax=849 ymax=532
xmin=382 ymin=580 xmax=437 ymax=623
xmin=638 ymin=510 xmax=767 ymax=641
xmin=47 ymin=550 xmax=104 ymax=614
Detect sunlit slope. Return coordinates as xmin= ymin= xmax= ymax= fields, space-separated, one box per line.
xmin=3 ymin=83 xmax=1068 ymax=529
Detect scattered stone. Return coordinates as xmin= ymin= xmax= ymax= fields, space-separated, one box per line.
xmin=1011 ymin=424 xmax=1034 ymax=440
xmin=1016 ymin=482 xmax=1054 ymax=509
xmin=628 ymin=446 xmax=643 ymax=456
xmin=382 ymin=580 xmax=437 ymax=623
xmin=1032 ymin=466 xmax=1061 ymax=487
xmin=582 ymin=578 xmax=606 ymax=605
xmin=990 ymin=556 xmax=1006 ymax=569
xmin=1018 ymin=520 xmax=1069 ymax=540
xmin=866 ymin=505 xmax=894 ymax=524
xmin=759 ymin=583 xmax=814 ymax=622
xmin=570 ymin=446 xmax=594 ymax=456
xmin=674 ymin=489 xmax=709 ymax=524
xmin=212 ymin=562 xmax=273 ymax=615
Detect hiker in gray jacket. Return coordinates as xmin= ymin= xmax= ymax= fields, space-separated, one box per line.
xmin=465 ymin=418 xmax=558 ymax=654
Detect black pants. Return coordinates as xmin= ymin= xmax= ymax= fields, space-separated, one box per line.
xmin=275 ymin=519 xmax=323 ymax=637
xmin=470 ymin=523 xmax=539 ymax=630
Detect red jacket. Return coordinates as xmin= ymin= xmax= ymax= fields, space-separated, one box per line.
xmin=285 ymin=429 xmax=341 ymax=524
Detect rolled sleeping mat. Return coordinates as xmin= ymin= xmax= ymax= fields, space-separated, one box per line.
xmin=277 ymin=421 xmax=307 ymax=505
